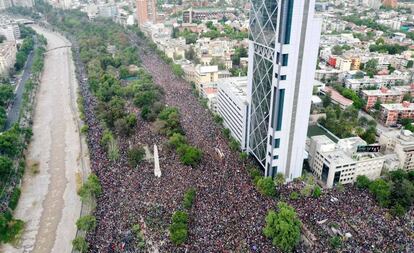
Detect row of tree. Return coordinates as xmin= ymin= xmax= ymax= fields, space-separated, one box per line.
xmin=356 ymin=170 xmax=414 ymax=216
xmin=318 ymin=105 xmax=377 ymax=144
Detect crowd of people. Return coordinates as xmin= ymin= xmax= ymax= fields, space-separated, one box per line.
xmin=72 ymin=34 xmax=414 ymax=253
xmin=280 ymin=182 xmax=414 ymax=252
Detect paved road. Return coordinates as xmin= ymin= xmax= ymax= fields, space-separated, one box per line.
xmin=4 ymin=43 xmax=35 ymax=130
xmin=358 ymin=110 xmax=391 ymax=135
xmin=2 ymin=26 xmax=84 ymax=253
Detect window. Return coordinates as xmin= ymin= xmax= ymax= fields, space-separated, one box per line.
xmin=284 ymin=0 xmax=294 ymax=44
xmin=271 ymin=166 xmax=277 ymax=178
xmin=273 ymin=155 xmax=279 ymax=160
xmin=281 ymin=75 xmax=287 ymax=80
xmin=278 ymin=0 xmax=294 ymax=45
xmin=282 ymin=54 xmax=289 ymax=66
xmin=276 ymin=52 xmax=280 ymax=64
xmin=269 ymin=136 xmax=273 ymax=145
xmin=274 ymin=138 xmax=280 ymax=148
xmin=276 ymin=89 xmax=285 ymax=131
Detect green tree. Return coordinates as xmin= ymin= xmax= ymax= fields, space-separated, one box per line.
xmin=169 ymin=222 xmax=188 ymax=245
xmin=128 ymin=146 xmax=146 ymax=168
xmin=332 ymin=45 xmax=343 ymax=55
xmin=362 ymin=127 xmax=376 ymax=144
xmin=390 ymin=178 xmax=414 ymax=211
xmin=169 ymin=211 xmax=189 ymax=245
xmin=312 ymin=186 xmax=322 ymax=198
xmin=374 ymin=100 xmax=381 ymax=110
xmin=0 ymin=85 xmax=14 ymax=106
xmin=0 ymin=156 xmax=13 ymax=178
xmin=171 ymin=64 xmax=184 ymax=77
xmin=0 ymin=127 xmax=21 ymax=157
xmin=257 ymin=177 xmax=276 ymax=197
xmin=263 ymin=202 xmax=301 ymax=252
xmin=274 ymin=173 xmax=285 ymax=187
xmin=322 ymin=93 xmax=331 ymax=107
xmin=72 ymin=236 xmax=88 ymax=253
xmin=356 ymin=175 xmax=371 ymax=189
xmin=177 ymin=145 xmax=202 ymax=166
xmin=76 ymin=215 xmax=97 ymax=231
xmin=168 ymin=133 xmax=187 ymax=148
xmin=183 ymin=188 xmax=196 ymax=209
xmin=364 ymin=59 xmax=379 ymax=77
xmin=329 ymin=235 xmax=342 ymax=249
xmin=172 ymin=211 xmax=188 ymax=224
xmin=78 ymin=174 xmax=102 ymax=201
xmin=369 ymin=178 xmax=391 ymax=207
xmin=185 ymin=47 xmax=196 ymax=61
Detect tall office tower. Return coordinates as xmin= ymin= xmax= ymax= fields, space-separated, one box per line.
xmin=136 ymin=0 xmax=157 ymax=26
xmin=382 ymin=0 xmax=398 ymax=8
xmin=147 ymin=0 xmax=157 ymax=23
xmin=0 ymin=0 xmax=12 ymax=10
xmin=12 ymin=0 xmax=34 ymax=8
xmin=136 ymin=0 xmax=149 ymax=25
xmin=362 ymin=0 xmax=382 ymax=9
xmin=246 ymin=0 xmax=321 ymax=180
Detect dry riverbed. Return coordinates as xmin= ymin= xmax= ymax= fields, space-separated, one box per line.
xmin=1 ymin=26 xmax=89 ymax=253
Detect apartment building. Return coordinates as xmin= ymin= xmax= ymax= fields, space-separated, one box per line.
xmin=380 ymin=101 xmax=414 ymax=126
xmin=361 ymin=86 xmax=404 ymax=110
xmin=379 ymin=129 xmax=414 ymax=171
xmin=0 ymin=41 xmax=17 ymax=76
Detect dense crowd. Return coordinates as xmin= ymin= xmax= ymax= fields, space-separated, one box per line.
xmin=72 ymin=34 xmax=414 ymax=252
xmin=280 ymin=183 xmax=414 ymax=252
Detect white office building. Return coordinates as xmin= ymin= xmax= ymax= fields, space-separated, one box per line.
xmin=0 ymin=24 xmax=20 ymax=41
xmin=308 ymin=135 xmax=385 ymax=188
xmin=0 ymin=0 xmax=12 ymax=10
xmin=217 ymin=77 xmax=249 ymax=149
xmin=246 ymin=0 xmax=321 ymax=179
xmin=0 ymin=41 xmax=17 ymax=76
xmin=379 ymin=129 xmax=414 ymax=172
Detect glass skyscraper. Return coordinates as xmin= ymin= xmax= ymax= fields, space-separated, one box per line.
xmin=246 ymin=0 xmax=321 ymax=180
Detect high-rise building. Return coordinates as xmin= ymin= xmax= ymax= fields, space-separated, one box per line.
xmin=382 ymin=0 xmax=398 ymax=8
xmin=0 ymin=0 xmax=12 ymax=10
xmin=362 ymin=0 xmax=382 ymax=9
xmin=136 ymin=0 xmax=157 ymax=26
xmin=246 ymin=0 xmax=321 ymax=180
xmin=12 ymin=0 xmax=34 ymax=8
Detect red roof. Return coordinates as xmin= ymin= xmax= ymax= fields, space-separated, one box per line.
xmin=323 ymin=86 xmax=353 ymax=107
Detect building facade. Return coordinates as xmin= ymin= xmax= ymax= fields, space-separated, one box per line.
xmin=379 ymin=129 xmax=414 ymax=171
xmin=0 ymin=41 xmax=17 ymax=76
xmin=0 ymin=0 xmax=11 ymax=10
xmin=309 ymin=135 xmax=385 ymax=188
xmin=13 ymin=0 xmax=34 ymax=7
xmin=380 ymin=101 xmax=414 ymax=126
xmin=0 ymin=24 xmax=20 ymax=41
xmin=136 ymin=0 xmax=156 ymax=26
xmin=217 ymin=77 xmax=249 ymax=149
xmin=361 ymin=86 xmax=404 ymax=110
xmin=246 ymin=0 xmax=321 ymax=179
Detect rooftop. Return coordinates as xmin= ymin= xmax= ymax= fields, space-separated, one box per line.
xmin=218 ymin=76 xmax=248 ymax=102
xmin=361 ymin=87 xmax=403 ymax=96
xmin=381 ymin=102 xmax=414 ymax=111
xmin=322 ymin=86 xmax=353 ymax=107
xmin=382 ymin=129 xmax=414 ymax=146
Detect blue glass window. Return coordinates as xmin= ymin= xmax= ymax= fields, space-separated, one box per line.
xmin=274 ymin=138 xmax=280 ymax=148
xmin=276 ymin=89 xmax=285 ymax=131
xmin=282 ymin=54 xmax=289 ymax=66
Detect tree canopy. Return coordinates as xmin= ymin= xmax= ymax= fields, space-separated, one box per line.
xmin=263 ymin=202 xmax=302 ymax=252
